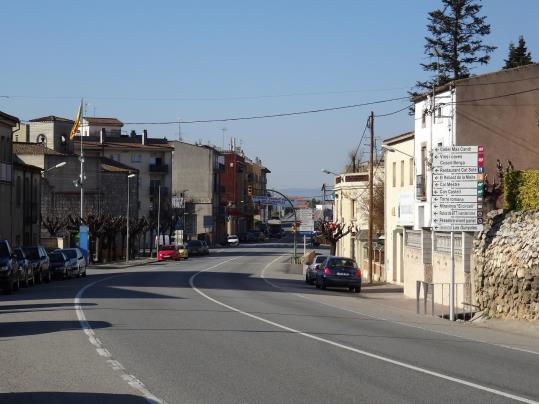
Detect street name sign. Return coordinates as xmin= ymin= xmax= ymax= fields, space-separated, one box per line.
xmin=252 ymin=196 xmax=287 ymax=206
xmin=432 ymin=145 xmax=484 ymax=232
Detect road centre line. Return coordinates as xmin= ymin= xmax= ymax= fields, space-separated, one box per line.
xmin=189 ymin=255 xmax=538 ymax=404
xmin=74 ymin=255 xmax=240 ymax=404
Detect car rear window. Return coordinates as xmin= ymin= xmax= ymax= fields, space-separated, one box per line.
xmin=327 ymin=258 xmax=357 ymax=269
xmin=22 ymin=247 xmax=39 ymax=259
xmin=315 ymin=256 xmax=327 ymax=264
xmin=62 ymin=250 xmax=77 ymax=258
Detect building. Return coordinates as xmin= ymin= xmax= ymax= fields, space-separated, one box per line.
xmin=17 ymin=115 xmax=76 ymax=154
xmin=79 ymin=117 xmax=123 ymax=137
xmin=170 ymin=141 xmax=225 ymax=244
xmin=333 ymin=168 xmax=384 ymax=281
xmin=220 ymin=151 xmax=248 ymax=235
xmin=0 ymin=111 xmax=19 ymax=243
xmin=404 ymin=63 xmax=539 ymax=302
xmin=12 ymin=156 xmax=41 ymax=247
xmin=245 ymin=157 xmax=271 ymax=226
xmin=382 ymin=132 xmax=415 ymax=288
xmin=74 ymin=129 xmax=173 ymax=221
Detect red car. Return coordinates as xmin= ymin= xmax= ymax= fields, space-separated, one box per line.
xmin=157 ymin=245 xmax=179 ymax=261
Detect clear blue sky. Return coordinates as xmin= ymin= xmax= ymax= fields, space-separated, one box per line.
xmin=1 ymin=0 xmax=538 ymax=193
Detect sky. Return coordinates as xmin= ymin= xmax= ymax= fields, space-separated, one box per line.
xmin=1 ymin=0 xmax=538 ymax=195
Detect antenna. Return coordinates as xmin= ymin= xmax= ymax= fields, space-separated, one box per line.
xmin=178 ymin=118 xmax=182 ymax=141
xmin=221 ymin=127 xmax=227 ymax=149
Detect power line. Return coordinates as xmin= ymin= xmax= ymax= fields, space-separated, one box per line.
xmin=374 ymin=105 xmax=412 ymax=117
xmin=122 ymin=96 xmax=410 ymax=125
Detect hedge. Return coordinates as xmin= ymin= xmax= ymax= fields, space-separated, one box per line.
xmin=504 ymin=170 xmax=539 ymax=211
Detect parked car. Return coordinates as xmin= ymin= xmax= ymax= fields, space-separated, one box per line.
xmin=227 ymin=235 xmax=240 ymax=247
xmin=315 ymin=256 xmax=362 ymax=293
xmin=158 ymin=245 xmax=180 ymax=261
xmin=22 ymin=245 xmax=51 ymax=284
xmin=49 ymin=251 xmax=71 ymax=279
xmin=186 ymin=240 xmax=209 ymax=256
xmin=176 ymin=244 xmax=189 ymax=260
xmin=305 ymin=255 xmax=327 ymax=285
xmin=0 ymin=240 xmax=20 ymax=293
xmin=13 ymin=247 xmax=34 ymax=287
xmin=57 ymin=248 xmax=87 ymax=277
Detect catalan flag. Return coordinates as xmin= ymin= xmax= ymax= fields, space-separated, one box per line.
xmin=69 ymin=101 xmax=82 ymax=140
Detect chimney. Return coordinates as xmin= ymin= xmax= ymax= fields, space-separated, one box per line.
xmin=142 ymin=129 xmax=148 ymax=145
xmin=100 ymin=128 xmax=106 ymax=144
xmin=130 ymin=130 xmax=136 ymax=138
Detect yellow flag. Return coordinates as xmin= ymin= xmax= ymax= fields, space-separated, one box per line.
xmin=69 ymin=101 xmax=82 ymax=140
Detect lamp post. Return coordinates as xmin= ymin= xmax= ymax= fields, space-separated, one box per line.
xmin=126 ymin=173 xmax=136 ymax=262
xmin=181 ymin=189 xmax=189 ymax=243
xmin=41 ymin=161 xmax=66 ymax=178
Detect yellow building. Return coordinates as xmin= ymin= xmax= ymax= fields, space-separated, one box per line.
xmin=382 ymin=132 xmax=415 ymax=288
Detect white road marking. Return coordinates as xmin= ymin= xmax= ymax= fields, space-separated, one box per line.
xmin=190 ymin=255 xmax=538 ymax=404
xmin=74 ymin=256 xmax=241 ymax=404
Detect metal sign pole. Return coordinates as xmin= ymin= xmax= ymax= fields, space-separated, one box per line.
xmin=450 ymin=231 xmax=455 ymax=321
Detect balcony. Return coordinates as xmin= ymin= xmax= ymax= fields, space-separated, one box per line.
xmin=149 ymin=164 xmax=169 ymax=173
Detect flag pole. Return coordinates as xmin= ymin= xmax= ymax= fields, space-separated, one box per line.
xmin=80 ymin=98 xmax=84 ymax=221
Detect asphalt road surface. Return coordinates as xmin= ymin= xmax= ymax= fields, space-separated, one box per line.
xmin=0 ymin=246 xmax=538 ymax=404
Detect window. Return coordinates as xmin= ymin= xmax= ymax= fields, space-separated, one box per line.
xmin=400 ymin=160 xmax=404 ymax=187
xmin=409 ymin=158 xmax=414 ymax=185
xmin=417 ymin=144 xmax=427 ymax=199
xmin=421 ymin=110 xmax=427 ymax=128
xmin=392 ymin=162 xmax=396 ymax=187
xmin=131 ymin=154 xmax=141 ymax=163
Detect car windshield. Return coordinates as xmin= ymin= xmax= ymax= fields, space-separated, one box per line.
xmin=22 ymin=247 xmax=39 ymax=259
xmin=161 ymin=245 xmax=176 ymax=251
xmin=327 ymin=258 xmax=357 ymax=269
xmin=0 ymin=243 xmax=10 ymax=258
xmin=50 ymin=253 xmax=65 ymax=262
xmin=62 ymin=250 xmax=77 ymax=259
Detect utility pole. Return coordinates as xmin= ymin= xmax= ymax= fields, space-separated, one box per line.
xmin=368 ymin=111 xmax=374 ymax=284
xmin=321 ymin=183 xmax=326 ymax=220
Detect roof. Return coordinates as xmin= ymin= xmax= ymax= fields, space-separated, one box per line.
xmin=412 ymin=62 xmax=539 ymax=103
xmin=84 ymin=117 xmax=123 ymax=126
xmin=12 ymin=155 xmax=42 ymax=172
xmin=13 ymin=142 xmax=63 ymax=156
xmin=29 ymin=115 xmax=73 ymax=123
xmin=73 ymin=135 xmax=173 ymax=151
xmin=383 ymin=131 xmax=414 ymax=146
xmin=0 ymin=111 xmax=20 ymax=126
xmin=100 ymin=157 xmax=138 ymax=173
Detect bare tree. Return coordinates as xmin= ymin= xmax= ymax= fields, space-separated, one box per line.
xmin=315 ymin=219 xmax=353 ymax=255
xmin=42 ymin=216 xmax=65 ymax=237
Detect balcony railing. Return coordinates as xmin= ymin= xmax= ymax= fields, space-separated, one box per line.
xmin=149 ymin=164 xmax=169 ymax=173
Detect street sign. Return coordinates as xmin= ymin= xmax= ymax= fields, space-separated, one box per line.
xmin=172 ymin=196 xmax=184 ymax=209
xmin=432 ymin=145 xmax=484 ymax=232
xmin=252 ymin=196 xmax=287 ymax=206
xmin=297 ymin=208 xmax=315 ymax=232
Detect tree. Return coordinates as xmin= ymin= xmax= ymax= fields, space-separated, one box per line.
xmin=503 ymin=36 xmax=533 ymax=69
xmin=415 ymin=0 xmax=496 ymax=92
xmin=315 ymin=219 xmax=353 ymax=255
xmin=359 ymin=178 xmax=385 ymax=236
xmin=42 ymin=216 xmax=65 ymax=237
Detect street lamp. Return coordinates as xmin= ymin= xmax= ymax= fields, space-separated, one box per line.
xmin=381 ymin=144 xmax=415 ymax=159
xmin=41 ymin=161 xmax=66 ymax=177
xmin=126 ymin=173 xmax=136 ymax=262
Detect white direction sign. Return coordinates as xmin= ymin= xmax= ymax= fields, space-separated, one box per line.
xmin=432 ymin=145 xmax=484 ymax=232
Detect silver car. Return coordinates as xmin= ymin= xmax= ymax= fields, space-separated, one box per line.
xmin=306 ymin=255 xmax=327 ymax=285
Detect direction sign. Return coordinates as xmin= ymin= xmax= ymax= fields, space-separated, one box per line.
xmin=432 ymin=145 xmax=484 ymax=232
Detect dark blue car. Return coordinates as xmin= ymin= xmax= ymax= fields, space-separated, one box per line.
xmin=315 ymin=256 xmax=362 ymax=293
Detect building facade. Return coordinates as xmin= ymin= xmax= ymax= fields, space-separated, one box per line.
xmin=12 ymin=156 xmax=41 ymax=247
xmin=0 ymin=111 xmax=19 ymax=243
xmin=382 ymin=132 xmax=415 ymax=289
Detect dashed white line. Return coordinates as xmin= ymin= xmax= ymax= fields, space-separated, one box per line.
xmin=190 ymin=254 xmax=538 ymax=404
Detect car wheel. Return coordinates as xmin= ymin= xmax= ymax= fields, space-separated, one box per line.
xmin=320 ymin=279 xmax=326 ymax=290
xmin=315 ymin=278 xmax=321 ymax=289
xmin=355 ymin=285 xmax=361 ymax=293
xmin=82 ymin=267 xmax=87 ymax=277
xmin=77 ymin=266 xmax=81 ymax=278
xmin=305 ymin=275 xmax=310 ymax=284
xmin=36 ymin=269 xmax=42 ymax=284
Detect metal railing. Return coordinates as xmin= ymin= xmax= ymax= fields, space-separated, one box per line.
xmin=416 ymin=281 xmax=475 ymax=320
xmin=434 ymin=232 xmax=462 ymax=255
xmin=149 ymin=164 xmax=169 ymax=173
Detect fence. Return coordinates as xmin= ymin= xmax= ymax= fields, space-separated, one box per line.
xmin=433 ymin=232 xmax=462 ymax=255
xmin=416 ymin=281 xmax=475 ymax=320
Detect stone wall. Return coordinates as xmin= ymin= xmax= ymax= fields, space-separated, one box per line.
xmin=473 ymin=209 xmax=539 ymax=320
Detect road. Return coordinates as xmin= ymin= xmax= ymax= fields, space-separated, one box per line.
xmin=0 ymin=245 xmax=538 ymax=403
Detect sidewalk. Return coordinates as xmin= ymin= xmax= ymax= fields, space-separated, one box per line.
xmin=88 ymin=257 xmax=157 ymax=270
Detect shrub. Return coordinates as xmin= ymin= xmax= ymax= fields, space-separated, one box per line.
xmin=504 ymin=170 xmax=539 ymax=211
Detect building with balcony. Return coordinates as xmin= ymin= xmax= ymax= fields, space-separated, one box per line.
xmin=74 ymin=128 xmax=173 ymax=221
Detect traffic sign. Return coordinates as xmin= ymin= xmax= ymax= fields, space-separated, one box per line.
xmin=432 ymin=145 xmax=484 ymax=232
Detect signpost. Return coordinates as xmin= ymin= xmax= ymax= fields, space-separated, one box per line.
xmin=297 ymin=209 xmax=315 ymax=233
xmin=252 ymin=195 xmax=287 ymax=206
xmin=432 ymin=145 xmax=484 ymax=321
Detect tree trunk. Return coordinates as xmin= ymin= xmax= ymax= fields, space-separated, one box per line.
xmin=330 ymin=241 xmax=337 ymax=256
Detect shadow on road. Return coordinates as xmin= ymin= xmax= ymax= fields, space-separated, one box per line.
xmin=0 ymin=392 xmax=147 ymax=404
xmin=0 ymin=320 xmax=111 ymax=338
xmin=0 ymin=302 xmax=97 ymax=315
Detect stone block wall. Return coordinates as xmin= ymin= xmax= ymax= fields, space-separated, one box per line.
xmin=473 ymin=209 xmax=539 ymax=320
